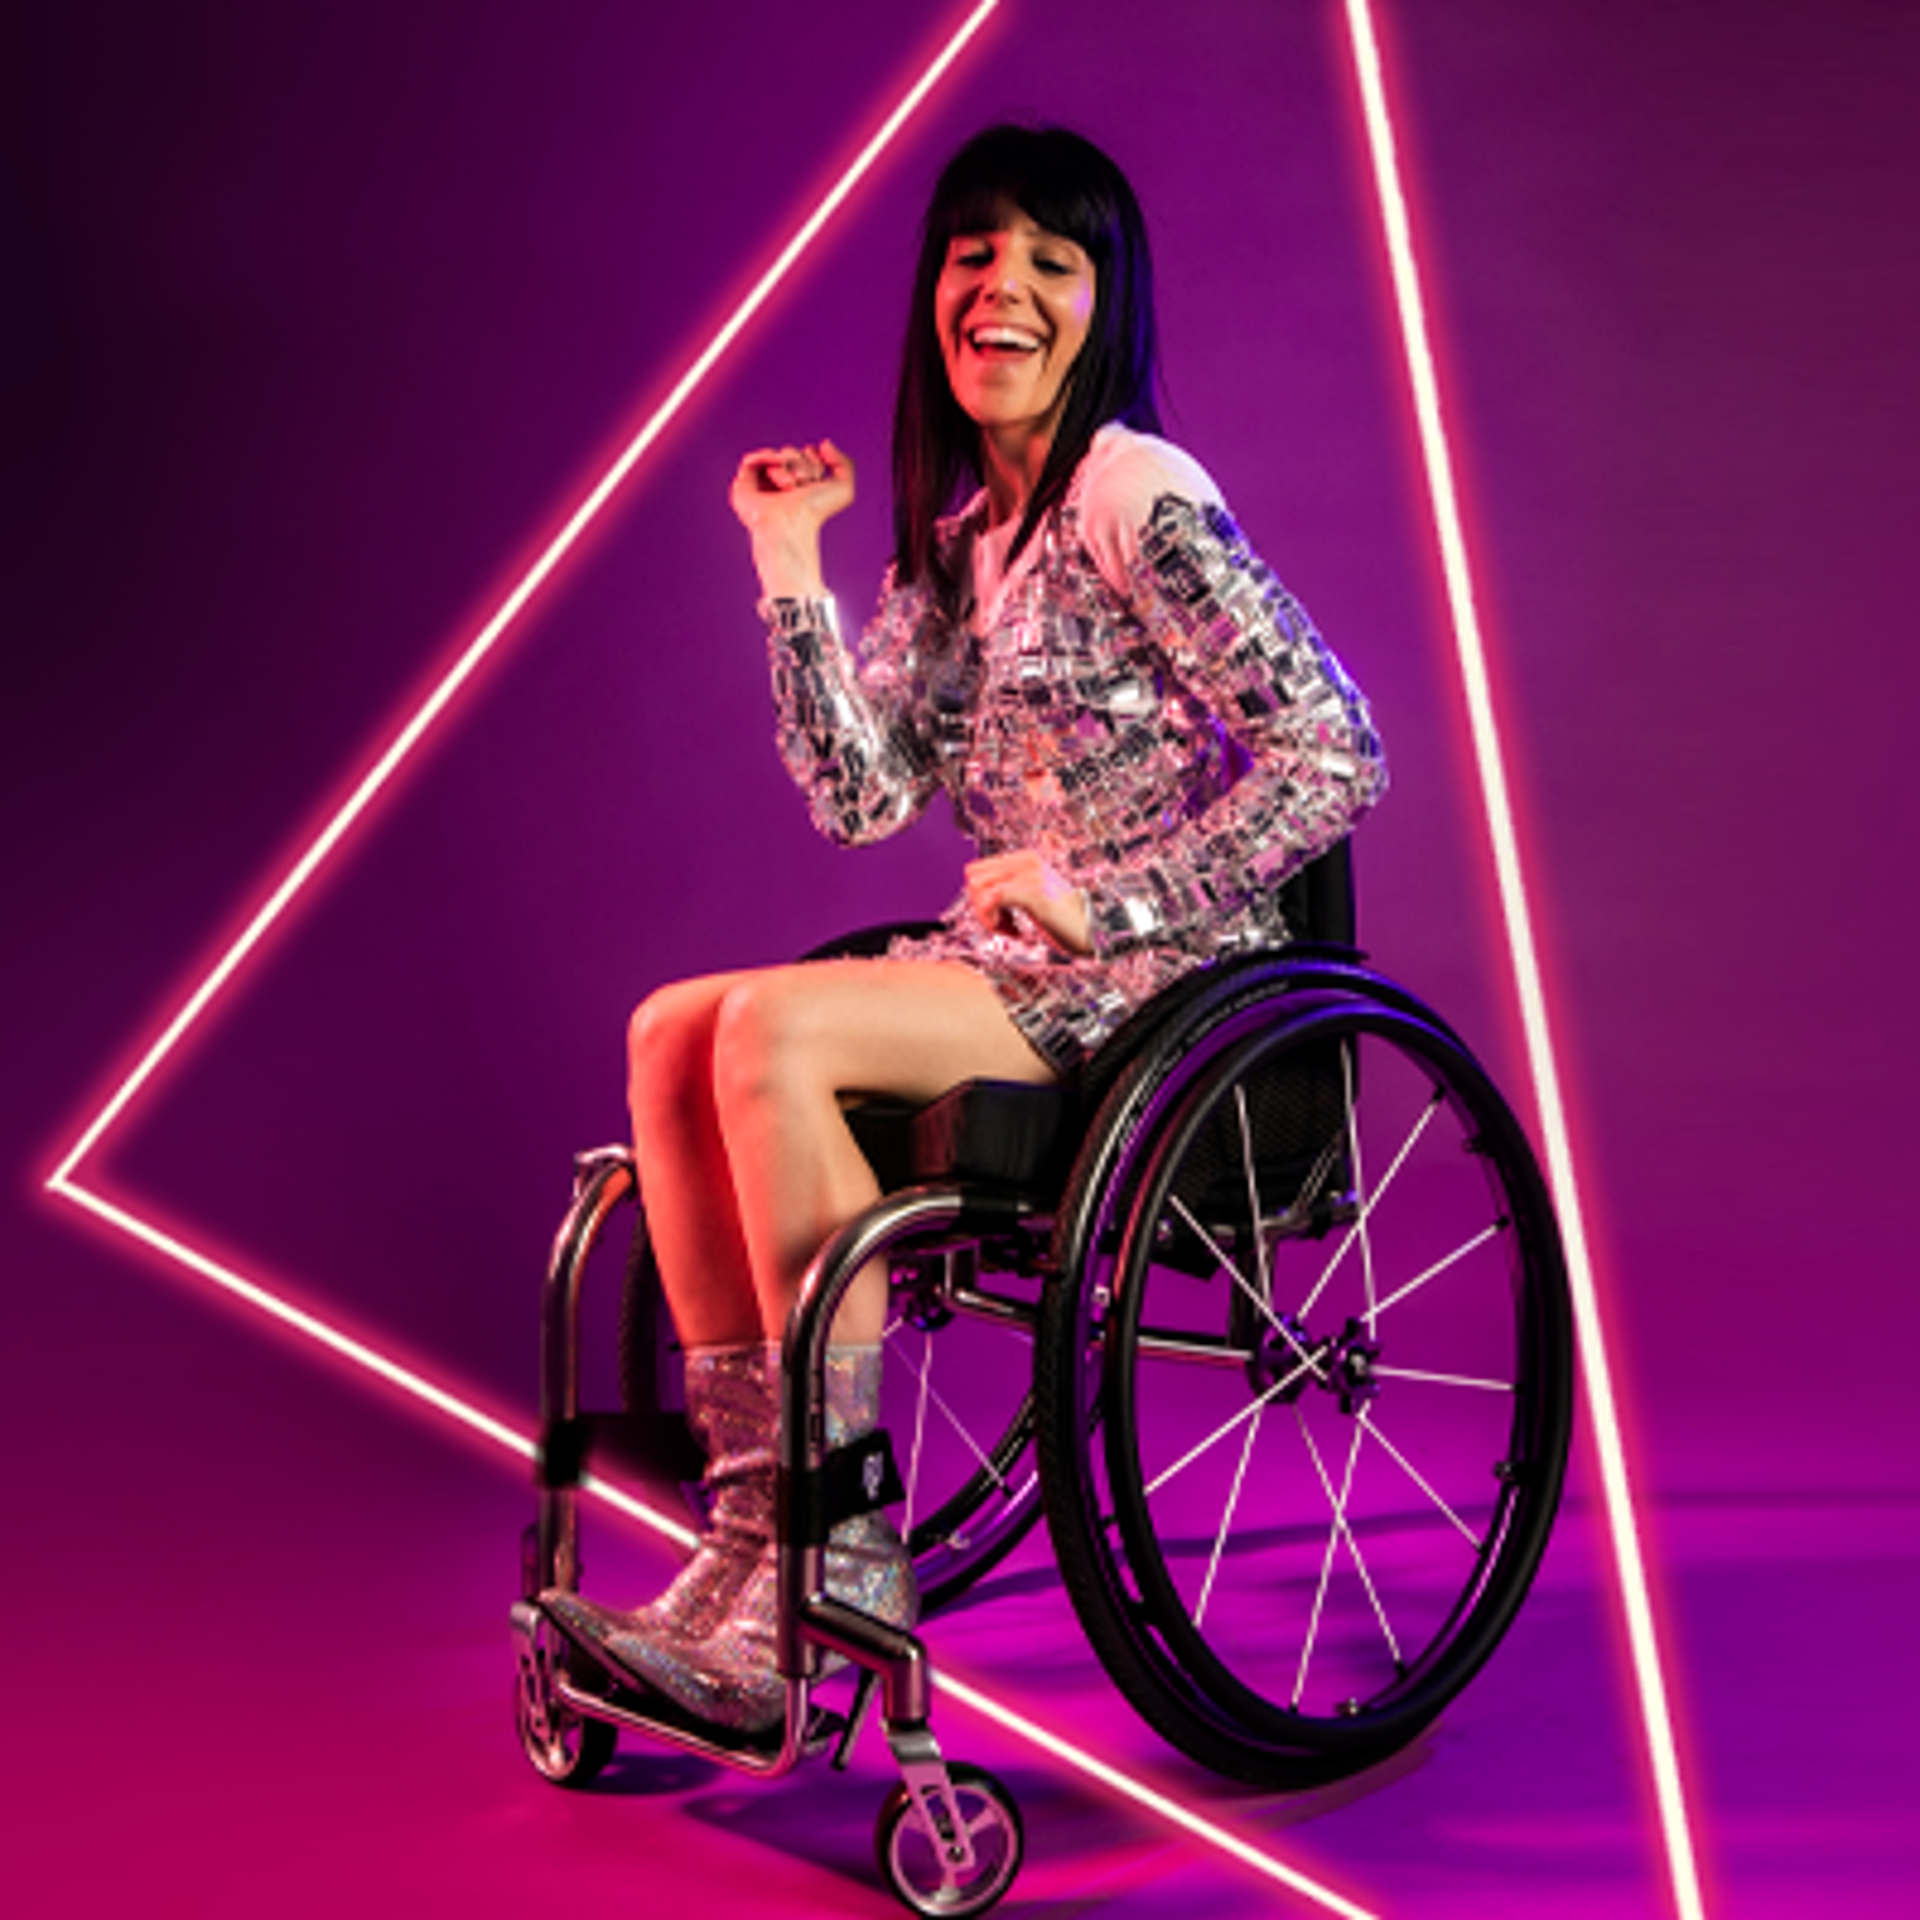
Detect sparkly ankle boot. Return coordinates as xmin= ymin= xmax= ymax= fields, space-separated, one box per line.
xmin=635 ymin=1341 xmax=781 ymax=1637
xmin=541 ymin=1340 xmax=777 ymax=1677
xmin=583 ymin=1344 xmax=918 ymax=1734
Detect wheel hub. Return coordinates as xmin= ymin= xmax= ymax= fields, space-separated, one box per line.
xmin=1249 ymin=1312 xmax=1381 ymax=1415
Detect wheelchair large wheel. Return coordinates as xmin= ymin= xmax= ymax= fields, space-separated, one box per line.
xmin=619 ymin=1212 xmax=1042 ymax=1616
xmin=1038 ymin=969 xmax=1573 ymax=1787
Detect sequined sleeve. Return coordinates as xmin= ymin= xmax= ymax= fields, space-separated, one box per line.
xmin=761 ymin=582 xmax=942 ymax=846
xmin=1084 ymin=494 xmax=1387 ymax=956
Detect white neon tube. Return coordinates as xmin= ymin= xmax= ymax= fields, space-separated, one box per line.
xmin=1341 ymin=5 xmax=1706 ymax=1915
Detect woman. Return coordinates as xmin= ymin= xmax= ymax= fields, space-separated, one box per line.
xmin=547 ymin=124 xmax=1386 ymax=1730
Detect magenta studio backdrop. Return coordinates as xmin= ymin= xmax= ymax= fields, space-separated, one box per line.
xmin=7 ymin=2 xmax=1916 ymax=1915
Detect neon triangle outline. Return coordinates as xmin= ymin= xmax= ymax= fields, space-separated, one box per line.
xmin=42 ymin=4 xmax=1705 ymax=1914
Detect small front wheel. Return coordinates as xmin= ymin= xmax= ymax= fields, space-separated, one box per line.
xmin=875 ymin=1763 xmax=1023 ymax=1918
xmin=514 ymin=1614 xmax=616 ymax=1787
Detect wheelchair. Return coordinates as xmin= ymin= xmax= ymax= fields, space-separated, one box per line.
xmin=511 ymin=844 xmax=1574 ymax=1917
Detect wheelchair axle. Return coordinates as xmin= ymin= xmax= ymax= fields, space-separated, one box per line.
xmin=1249 ymin=1312 xmax=1383 ymax=1414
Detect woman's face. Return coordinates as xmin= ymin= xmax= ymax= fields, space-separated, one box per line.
xmin=935 ymin=209 xmax=1095 ymax=442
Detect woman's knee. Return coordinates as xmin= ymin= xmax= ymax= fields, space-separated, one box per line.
xmin=711 ymin=969 xmax=820 ymax=1112
xmin=628 ymin=975 xmax=731 ymax=1114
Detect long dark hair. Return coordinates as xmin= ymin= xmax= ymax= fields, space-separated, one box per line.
xmin=892 ymin=124 xmax=1162 ymax=606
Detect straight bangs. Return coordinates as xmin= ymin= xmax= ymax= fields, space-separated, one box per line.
xmin=926 ymin=162 xmax=1107 ymax=264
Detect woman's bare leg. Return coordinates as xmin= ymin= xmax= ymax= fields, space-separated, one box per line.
xmin=626 ymin=971 xmax=762 ymax=1348
xmin=568 ymin=956 xmax=1052 ymax=1719
xmin=628 ymin=959 xmax=1054 ymax=1347
xmin=709 ymin=959 xmax=1055 ymax=1342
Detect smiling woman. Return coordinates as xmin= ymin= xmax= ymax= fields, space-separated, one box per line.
xmin=540 ymin=123 xmax=1386 ymax=1735
xmin=936 ymin=213 xmax=1095 ymax=459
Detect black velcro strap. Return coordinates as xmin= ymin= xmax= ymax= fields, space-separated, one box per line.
xmin=782 ymin=1430 xmax=906 ymax=1547
xmin=535 ymin=1412 xmax=706 ymax=1490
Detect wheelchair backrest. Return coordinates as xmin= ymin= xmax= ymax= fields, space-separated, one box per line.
xmin=1276 ymin=837 xmax=1356 ymax=949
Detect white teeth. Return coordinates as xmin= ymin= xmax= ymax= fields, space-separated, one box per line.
xmin=969 ymin=325 xmax=1040 ymax=351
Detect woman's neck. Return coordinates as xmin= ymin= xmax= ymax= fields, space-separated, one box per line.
xmin=978 ymin=421 xmax=1056 ymax=527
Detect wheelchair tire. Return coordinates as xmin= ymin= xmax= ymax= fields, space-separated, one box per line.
xmin=617 ymin=1210 xmax=1042 ymax=1617
xmin=1038 ymin=967 xmax=1573 ymax=1788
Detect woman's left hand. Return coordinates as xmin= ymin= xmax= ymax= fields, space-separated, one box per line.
xmin=966 ymin=851 xmax=1092 ymax=956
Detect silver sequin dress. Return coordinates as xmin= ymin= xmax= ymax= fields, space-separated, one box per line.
xmin=763 ymin=426 xmax=1387 ymax=1074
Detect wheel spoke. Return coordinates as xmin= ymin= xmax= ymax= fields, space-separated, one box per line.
xmin=964 ymin=1799 xmax=1003 ymax=1839
xmin=1194 ymin=1400 xmax=1263 ymax=1628
xmin=1370 ymin=1220 xmax=1506 ymax=1322
xmin=1142 ymin=1369 xmax=1302 ymax=1498
xmin=1291 ymin=1414 xmax=1365 ymax=1706
xmin=1372 ymin=1363 xmax=1512 ymax=1392
xmin=1291 ymin=1129 xmax=1347 ymax=1220
xmin=1357 ymin=1407 xmax=1483 ymax=1546
xmin=1169 ymin=1192 xmax=1328 ymax=1384
xmin=1234 ymin=1081 xmax=1274 ymax=1312
xmin=930 ymin=1380 xmax=1016 ymax=1481
xmin=1296 ymin=1411 xmax=1404 ymax=1673
xmin=896 ymin=1331 xmax=1014 ymax=1486
xmin=1296 ymin=1087 xmax=1443 ymax=1320
xmin=1339 ymin=1042 xmax=1380 ymax=1331
xmin=904 ymin=1329 xmax=933 ymax=1534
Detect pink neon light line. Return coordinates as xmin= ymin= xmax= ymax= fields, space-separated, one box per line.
xmin=47 ymin=0 xmax=1002 ymax=1194
xmin=940 ymin=1674 xmax=1378 ymax=1919
xmin=47 ymin=1176 xmax=702 ymax=1551
xmin=1340 ymin=5 xmax=1706 ymax=1916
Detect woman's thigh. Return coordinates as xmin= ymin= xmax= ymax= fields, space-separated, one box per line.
xmin=717 ymin=958 xmax=1055 ymax=1104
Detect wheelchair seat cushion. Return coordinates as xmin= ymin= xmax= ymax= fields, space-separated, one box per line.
xmin=846 ymin=1079 xmax=1079 ymax=1195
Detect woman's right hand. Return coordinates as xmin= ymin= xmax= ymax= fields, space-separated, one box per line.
xmin=731 ymin=440 xmax=854 ymax=530
xmin=730 ymin=441 xmax=854 ymax=602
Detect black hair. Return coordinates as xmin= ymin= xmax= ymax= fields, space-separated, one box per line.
xmin=892 ymin=124 xmax=1162 ymax=607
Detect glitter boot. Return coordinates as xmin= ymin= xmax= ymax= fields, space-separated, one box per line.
xmin=629 ymin=1340 xmax=780 ymax=1640
xmin=551 ymin=1344 xmax=916 ymax=1733
xmin=539 ymin=1340 xmax=776 ymax=1686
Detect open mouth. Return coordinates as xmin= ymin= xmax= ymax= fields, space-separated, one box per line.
xmin=966 ymin=323 xmax=1043 ymax=358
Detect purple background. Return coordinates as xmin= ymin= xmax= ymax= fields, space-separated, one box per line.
xmin=7 ymin=1 xmax=1915 ymax=1913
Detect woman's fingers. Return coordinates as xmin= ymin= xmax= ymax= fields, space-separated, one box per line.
xmin=729 ymin=439 xmax=860 ymax=537
xmin=737 ymin=447 xmax=809 ymax=491
xmin=730 ymin=441 xmax=856 ymax=528
xmin=965 ymin=851 xmax=1092 ymax=956
xmin=738 ymin=442 xmax=850 ymax=489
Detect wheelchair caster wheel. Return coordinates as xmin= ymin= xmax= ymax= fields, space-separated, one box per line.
xmin=514 ymin=1614 xmax=616 ymax=1787
xmin=514 ymin=1670 xmax=616 ymax=1785
xmin=875 ymin=1763 xmax=1022 ymax=1917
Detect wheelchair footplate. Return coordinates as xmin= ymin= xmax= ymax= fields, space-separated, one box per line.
xmin=511 ymin=1592 xmax=839 ymax=1764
